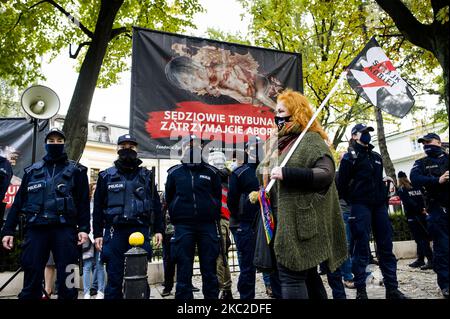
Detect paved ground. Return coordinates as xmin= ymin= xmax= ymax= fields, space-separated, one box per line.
xmin=149 ymin=258 xmax=445 ymax=299
xmin=1 ymin=257 xmax=443 ymax=299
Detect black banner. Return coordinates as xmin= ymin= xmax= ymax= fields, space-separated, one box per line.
xmin=130 ymin=27 xmax=302 ymax=158
xmin=0 ymin=118 xmax=48 ymax=215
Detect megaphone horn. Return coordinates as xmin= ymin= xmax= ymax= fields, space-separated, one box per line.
xmin=21 ymin=85 xmax=60 ymax=120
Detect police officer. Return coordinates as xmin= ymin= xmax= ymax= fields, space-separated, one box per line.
xmin=227 ymin=138 xmax=260 ymax=299
xmin=93 ymin=134 xmax=163 ymax=299
xmin=1 ymin=128 xmax=90 ymax=299
xmin=227 ymin=137 xmax=281 ymax=299
xmin=0 ymin=155 xmax=13 ymax=225
xmin=337 ymin=123 xmax=407 ymax=299
xmin=165 ymin=134 xmax=222 ymax=299
xmin=396 ymin=171 xmax=433 ymax=270
xmin=410 ymin=133 xmax=449 ymax=299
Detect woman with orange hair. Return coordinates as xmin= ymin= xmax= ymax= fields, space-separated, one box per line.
xmin=256 ymin=89 xmax=347 ymax=299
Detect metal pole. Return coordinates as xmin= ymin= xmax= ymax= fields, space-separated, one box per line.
xmin=265 ymin=71 xmax=348 ymax=193
xmin=31 ymin=118 xmax=38 ymax=164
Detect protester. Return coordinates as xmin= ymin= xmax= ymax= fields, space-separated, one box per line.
xmin=82 ymin=183 xmax=105 ymax=299
xmin=256 ymin=89 xmax=347 ymax=299
xmin=208 ymin=151 xmax=233 ymax=299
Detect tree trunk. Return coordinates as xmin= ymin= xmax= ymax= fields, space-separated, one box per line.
xmin=374 ymin=107 xmax=397 ymax=185
xmin=63 ymin=0 xmax=124 ymax=161
xmin=374 ymin=0 xmax=449 ymax=116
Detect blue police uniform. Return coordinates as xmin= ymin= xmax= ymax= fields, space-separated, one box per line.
xmin=396 ymin=185 xmax=432 ymax=265
xmin=93 ymin=162 xmax=162 ymax=299
xmin=410 ymin=149 xmax=448 ymax=294
xmin=0 ymin=156 xmax=13 ymax=222
xmin=165 ymin=160 xmax=222 ymax=299
xmin=227 ymin=162 xmax=260 ymax=299
xmin=337 ymin=141 xmax=399 ymax=293
xmin=1 ymin=152 xmax=90 ymax=299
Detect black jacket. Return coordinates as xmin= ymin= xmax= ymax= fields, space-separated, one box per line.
xmin=1 ymin=154 xmax=90 ymax=237
xmin=410 ymin=152 xmax=449 ymax=208
xmin=165 ymin=162 xmax=221 ymax=224
xmin=93 ymin=162 xmax=163 ymax=238
xmin=337 ymin=142 xmax=388 ymax=206
xmin=227 ymin=163 xmax=260 ymax=224
xmin=397 ymin=186 xmax=426 ymax=218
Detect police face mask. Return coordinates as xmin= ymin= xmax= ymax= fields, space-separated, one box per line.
xmin=423 ymin=144 xmax=443 ymax=157
xmin=118 ymin=148 xmax=138 ymax=163
xmin=359 ymin=132 xmax=372 ymax=145
xmin=274 ymin=116 xmax=291 ymax=130
xmin=45 ymin=143 xmax=65 ymax=158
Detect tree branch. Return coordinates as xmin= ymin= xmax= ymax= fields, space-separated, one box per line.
xmin=374 ymin=0 xmax=434 ymax=51
xmin=110 ymin=27 xmax=130 ymax=41
xmin=69 ymin=41 xmax=91 ymax=59
xmin=30 ymin=0 xmax=94 ymax=38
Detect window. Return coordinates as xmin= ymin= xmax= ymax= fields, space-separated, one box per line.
xmin=90 ymin=168 xmax=100 ymax=182
xmin=53 ymin=118 xmax=64 ymax=130
xmin=410 ymin=137 xmax=421 ymax=152
xmin=95 ymin=125 xmax=110 ymax=143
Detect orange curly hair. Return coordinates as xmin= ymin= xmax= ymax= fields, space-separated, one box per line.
xmin=277 ymin=89 xmax=328 ymax=141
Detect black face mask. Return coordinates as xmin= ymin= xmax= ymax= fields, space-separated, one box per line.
xmin=274 ymin=115 xmax=291 ymax=130
xmin=359 ymin=132 xmax=372 ymax=145
xmin=424 ymin=144 xmax=443 ymax=158
xmin=45 ymin=143 xmax=65 ymax=158
xmin=118 ymin=148 xmax=138 ymax=163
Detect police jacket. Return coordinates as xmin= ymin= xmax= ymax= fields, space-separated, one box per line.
xmin=337 ymin=142 xmax=388 ymax=206
xmin=227 ymin=163 xmax=260 ymax=224
xmin=0 ymin=156 xmax=13 ymax=204
xmin=165 ymin=161 xmax=221 ymax=224
xmin=396 ymin=186 xmax=426 ymax=218
xmin=1 ymin=154 xmax=90 ymax=237
xmin=410 ymin=152 xmax=449 ymax=208
xmin=93 ymin=160 xmax=163 ymax=238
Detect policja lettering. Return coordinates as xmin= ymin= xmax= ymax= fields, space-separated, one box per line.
xmin=177 ymin=303 xmax=211 ymax=317
xmin=108 ymin=183 xmax=125 ymax=190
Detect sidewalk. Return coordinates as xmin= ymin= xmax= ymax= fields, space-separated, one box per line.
xmin=150 ymin=258 xmax=444 ymax=299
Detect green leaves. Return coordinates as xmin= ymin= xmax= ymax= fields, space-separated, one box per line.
xmin=436 ymin=6 xmax=449 ymax=24
xmin=0 ymin=0 xmax=203 ymax=88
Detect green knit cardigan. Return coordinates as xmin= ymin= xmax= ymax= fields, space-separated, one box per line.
xmin=257 ymin=130 xmax=348 ymax=272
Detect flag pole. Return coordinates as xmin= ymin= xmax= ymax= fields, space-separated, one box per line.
xmin=265 ymin=70 xmax=348 ymax=193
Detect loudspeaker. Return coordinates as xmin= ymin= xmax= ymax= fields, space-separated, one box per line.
xmin=21 ymin=85 xmax=60 ymax=120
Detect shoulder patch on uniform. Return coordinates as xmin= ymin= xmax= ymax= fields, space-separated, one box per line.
xmin=102 ymin=166 xmax=118 ymax=177
xmin=234 ymin=165 xmax=250 ymax=177
xmin=204 ymin=163 xmax=219 ymax=174
xmin=24 ymin=160 xmax=45 ymax=174
xmin=167 ymin=164 xmax=183 ymax=175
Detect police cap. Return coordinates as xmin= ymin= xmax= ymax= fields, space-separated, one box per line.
xmin=351 ymin=123 xmax=374 ymax=135
xmin=418 ymin=133 xmax=440 ymax=144
xmin=117 ymin=134 xmax=138 ymax=146
xmin=45 ymin=128 xmax=66 ymax=141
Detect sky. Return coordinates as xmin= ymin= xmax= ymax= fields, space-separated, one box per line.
xmin=40 ymin=0 xmax=249 ymax=127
